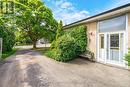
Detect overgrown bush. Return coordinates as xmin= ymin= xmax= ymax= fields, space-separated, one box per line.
xmin=65 ymin=26 xmax=87 ymax=55
xmin=47 ymin=34 xmax=77 ymax=61
xmin=0 ymin=25 xmax=15 ymax=53
xmin=46 ymin=26 xmax=87 ymax=62
xmin=125 ymin=51 xmax=130 ymax=66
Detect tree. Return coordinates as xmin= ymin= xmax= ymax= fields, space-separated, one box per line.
xmin=0 ymin=17 xmax=15 ymax=52
xmin=56 ymin=20 xmax=63 ymax=40
xmin=15 ymin=0 xmax=58 ymax=48
xmin=15 ymin=30 xmax=32 ymax=45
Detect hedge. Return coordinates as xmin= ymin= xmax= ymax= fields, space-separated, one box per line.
xmin=64 ymin=26 xmax=87 ymax=55
xmin=46 ymin=26 xmax=87 ymax=62
xmin=0 ymin=25 xmax=15 ymax=53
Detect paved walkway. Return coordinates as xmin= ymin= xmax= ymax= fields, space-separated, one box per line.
xmin=0 ymin=49 xmax=130 ymax=87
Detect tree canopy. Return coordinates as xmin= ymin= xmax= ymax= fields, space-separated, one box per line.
xmin=15 ymin=0 xmax=58 ymax=48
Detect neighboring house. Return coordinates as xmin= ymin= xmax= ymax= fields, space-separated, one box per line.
xmin=63 ymin=3 xmax=130 ymax=68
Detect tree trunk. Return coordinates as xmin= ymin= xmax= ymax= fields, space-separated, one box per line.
xmin=33 ymin=41 xmax=37 ymax=49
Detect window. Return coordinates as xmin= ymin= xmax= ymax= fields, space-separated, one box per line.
xmin=100 ymin=35 xmax=104 ymax=49
xmin=0 ymin=0 xmax=14 ymax=14
xmin=110 ymin=34 xmax=119 ymax=48
xmin=99 ymin=15 xmax=126 ymax=33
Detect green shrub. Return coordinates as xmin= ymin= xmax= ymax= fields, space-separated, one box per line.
xmin=2 ymin=48 xmax=18 ymax=59
xmin=46 ymin=34 xmax=77 ymax=61
xmin=0 ymin=25 xmax=15 ymax=53
xmin=65 ymin=26 xmax=87 ymax=55
xmin=46 ymin=26 xmax=87 ymax=62
xmin=125 ymin=51 xmax=130 ymax=66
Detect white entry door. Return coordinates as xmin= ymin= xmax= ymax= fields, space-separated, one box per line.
xmin=99 ymin=33 xmax=124 ymax=65
xmin=107 ymin=33 xmax=124 ymax=63
xmin=99 ymin=34 xmax=105 ymax=62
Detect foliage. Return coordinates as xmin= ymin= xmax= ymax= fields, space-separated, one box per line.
xmin=15 ymin=30 xmax=32 ymax=45
xmin=14 ymin=0 xmax=58 ymax=48
xmin=0 ymin=17 xmax=15 ymax=53
xmin=125 ymin=50 xmax=130 ymax=66
xmin=2 ymin=48 xmax=18 ymax=59
xmin=65 ymin=26 xmax=87 ymax=55
xmin=46 ymin=34 xmax=77 ymax=61
xmin=56 ymin=20 xmax=63 ymax=40
xmin=46 ymin=26 xmax=87 ymax=62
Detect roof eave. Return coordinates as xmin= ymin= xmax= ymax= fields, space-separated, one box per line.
xmin=63 ymin=3 xmax=130 ymax=29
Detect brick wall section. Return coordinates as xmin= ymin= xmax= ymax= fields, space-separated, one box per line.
xmin=128 ymin=13 xmax=130 ymax=49
xmin=86 ymin=22 xmax=97 ymax=58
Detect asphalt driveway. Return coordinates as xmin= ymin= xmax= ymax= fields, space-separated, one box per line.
xmin=0 ymin=49 xmax=130 ymax=87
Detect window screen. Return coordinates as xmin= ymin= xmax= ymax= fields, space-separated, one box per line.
xmin=99 ymin=15 xmax=126 ymax=32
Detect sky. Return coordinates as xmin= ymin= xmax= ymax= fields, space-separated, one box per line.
xmin=43 ymin=0 xmax=130 ymax=25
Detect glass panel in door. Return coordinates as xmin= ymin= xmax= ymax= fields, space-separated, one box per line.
xmin=99 ymin=34 xmax=105 ymax=61
xmin=109 ymin=34 xmax=120 ymax=61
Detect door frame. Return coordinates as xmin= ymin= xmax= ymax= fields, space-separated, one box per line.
xmin=97 ymin=31 xmax=126 ymax=66
xmin=98 ymin=34 xmax=105 ymax=62
xmin=96 ymin=14 xmax=128 ymax=67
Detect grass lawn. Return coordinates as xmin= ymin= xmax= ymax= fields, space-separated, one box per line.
xmin=1 ymin=48 xmax=18 ymax=59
